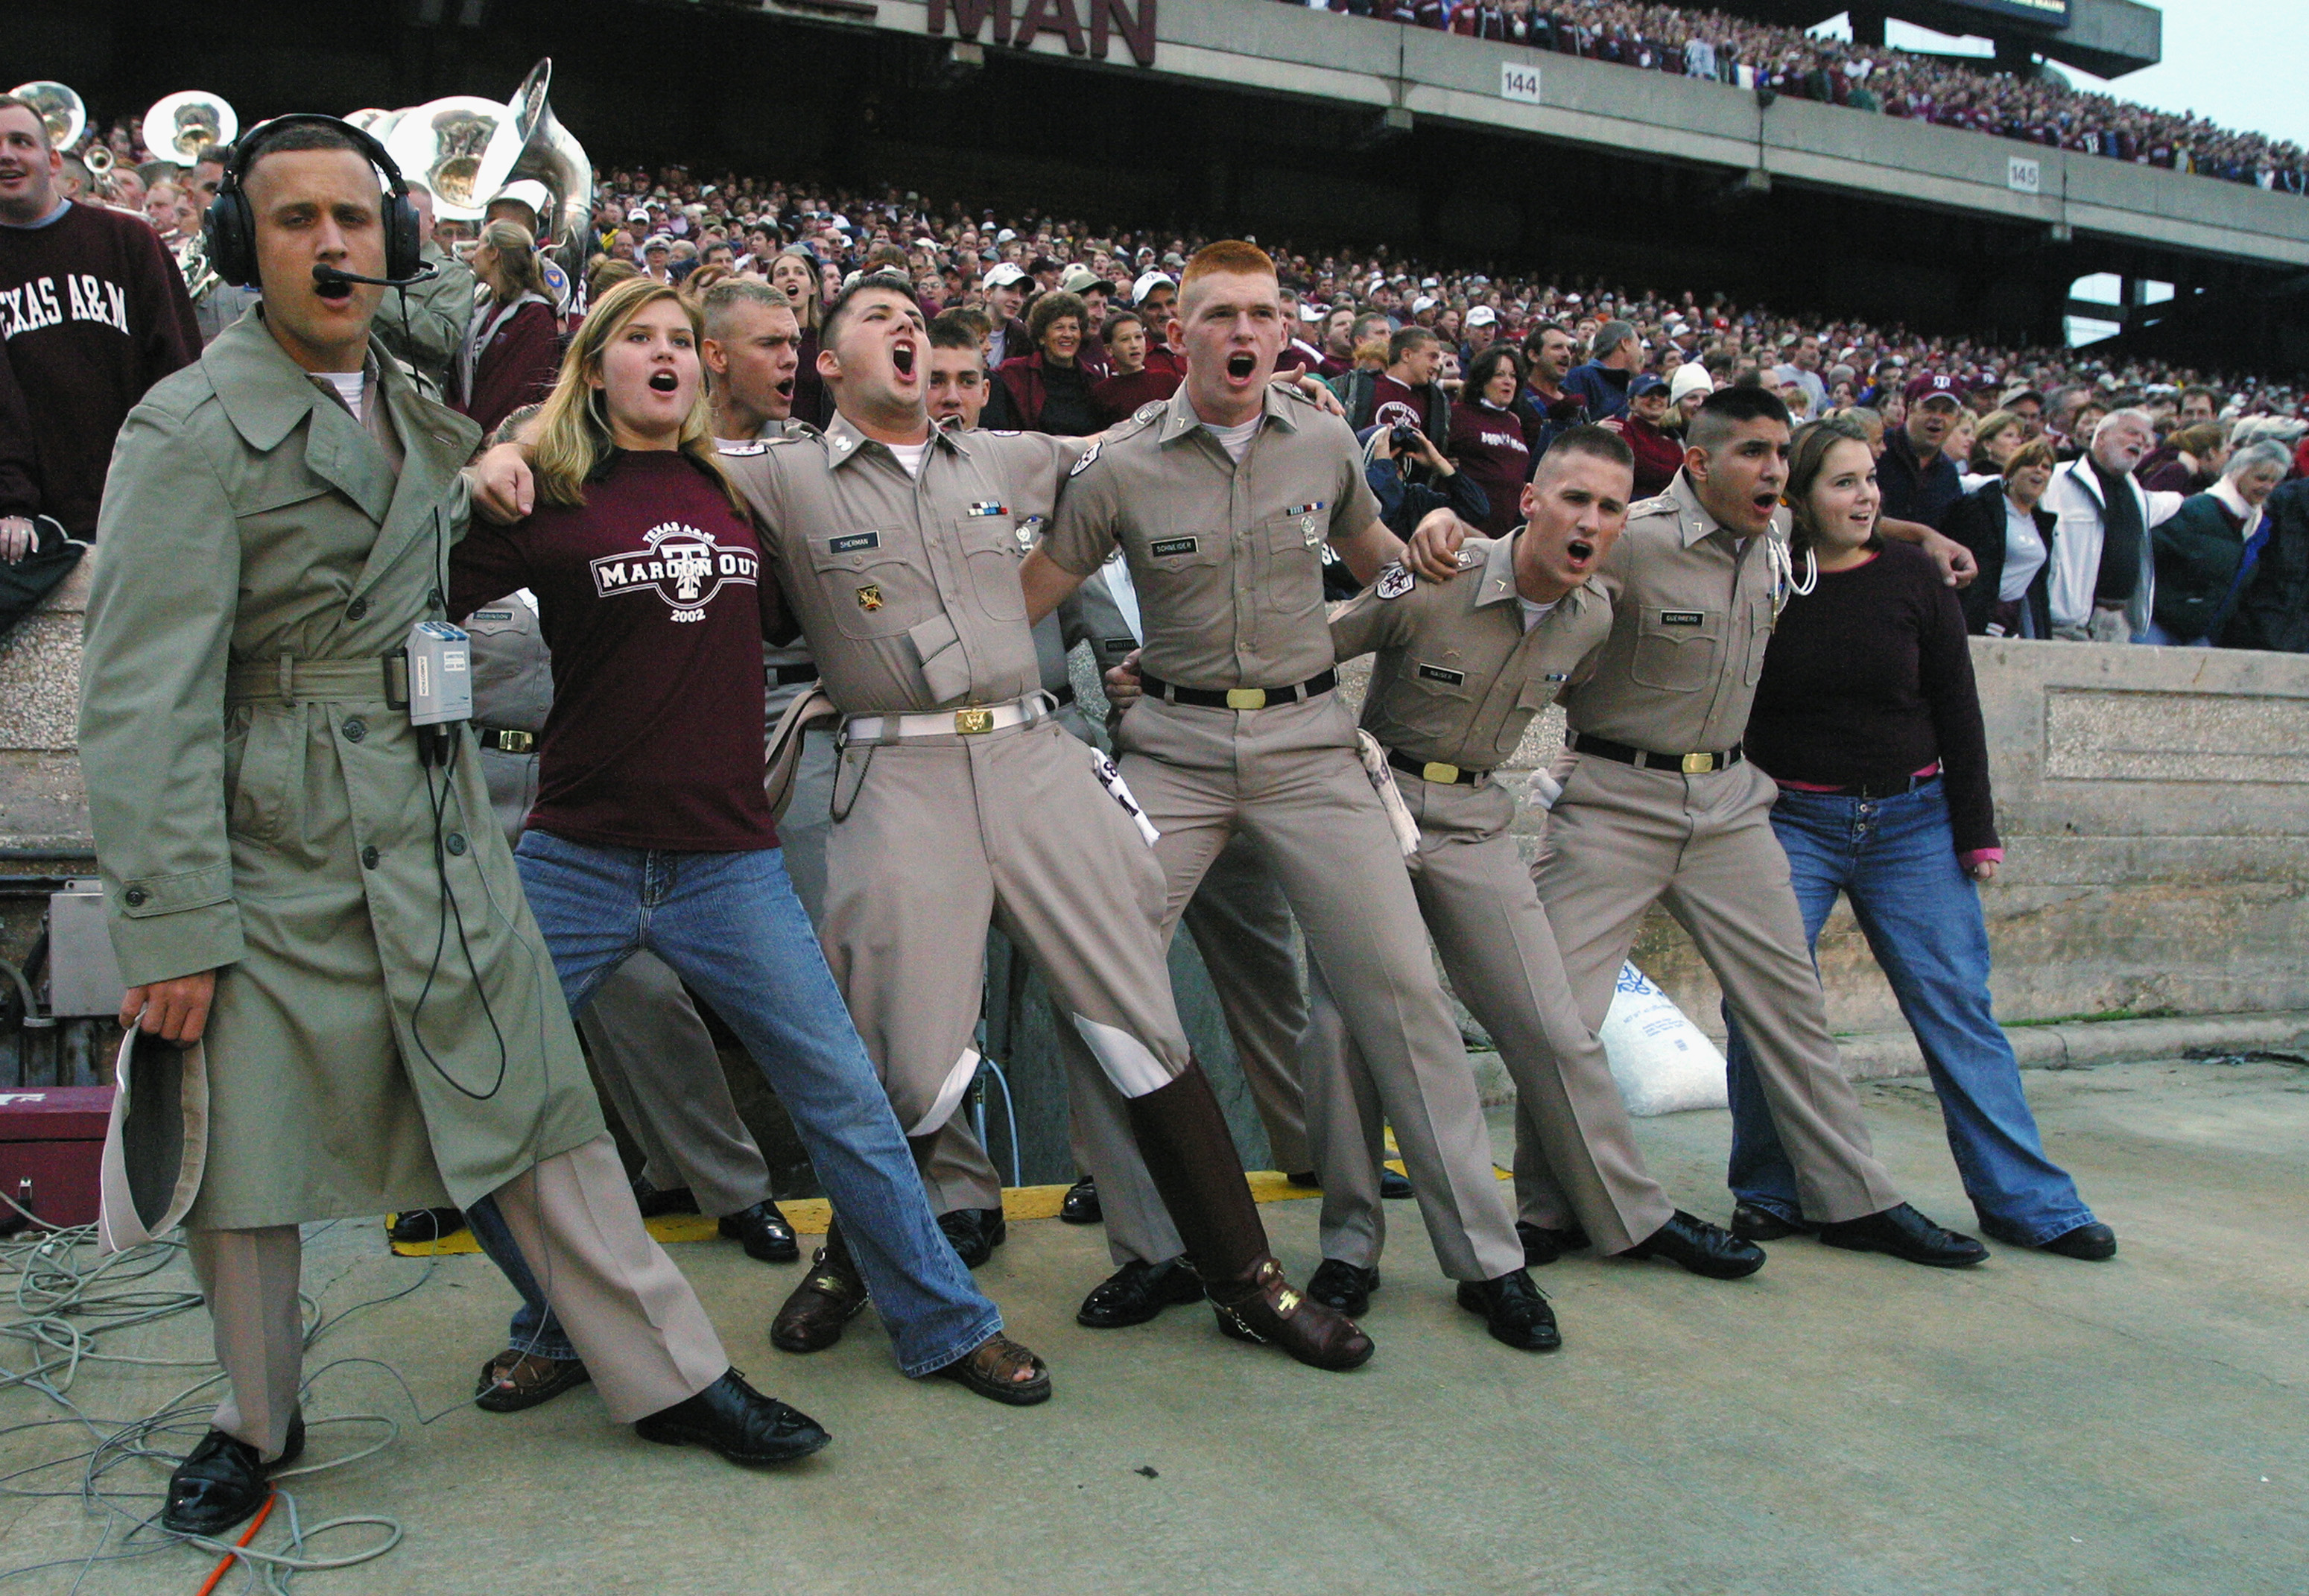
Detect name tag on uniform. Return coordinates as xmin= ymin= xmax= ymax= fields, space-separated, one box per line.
xmin=830 ymin=532 xmax=881 ymax=554
xmin=1102 ymin=637 xmax=1136 ymax=655
xmin=471 ymin=609 xmax=515 ymax=621
xmin=967 ymin=502 xmax=1008 ymax=517
xmin=1416 ymin=663 xmax=1466 ymax=685
xmin=1150 ymin=536 xmax=1199 ymax=558
xmin=1659 ymin=610 xmax=1705 ymax=627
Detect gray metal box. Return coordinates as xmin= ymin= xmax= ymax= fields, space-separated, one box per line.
xmin=46 ymin=882 xmax=126 ymax=1020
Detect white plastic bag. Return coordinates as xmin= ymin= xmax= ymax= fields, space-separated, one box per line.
xmin=1600 ymin=962 xmax=1728 ymax=1117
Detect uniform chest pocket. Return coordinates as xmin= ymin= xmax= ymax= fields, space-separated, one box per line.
xmin=1395 ymin=659 xmax=1477 ymax=738
xmin=954 ymin=516 xmax=1028 ymax=624
xmin=1135 ymin=531 xmax=1224 ymax=596
xmin=811 ymin=531 xmax=918 ymax=641
xmin=1628 ymin=608 xmax=1722 ymax=691
xmin=1494 ymin=672 xmax=1568 ymax=758
xmin=1258 ymin=515 xmax=1328 ymax=621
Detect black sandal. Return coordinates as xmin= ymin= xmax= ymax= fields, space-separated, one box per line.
xmin=474 ymin=1347 xmax=592 ymax=1413
xmin=931 ymin=1334 xmax=1051 ymax=1407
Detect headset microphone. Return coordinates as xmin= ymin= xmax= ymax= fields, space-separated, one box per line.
xmin=312 ymin=261 xmax=441 ymax=289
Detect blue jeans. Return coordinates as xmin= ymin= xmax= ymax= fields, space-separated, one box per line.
xmin=474 ymin=831 xmax=999 ymax=1378
xmin=1723 ymin=781 xmax=2096 ymax=1244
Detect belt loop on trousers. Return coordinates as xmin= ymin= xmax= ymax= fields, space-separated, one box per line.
xmin=276 ymin=654 xmax=296 ymax=706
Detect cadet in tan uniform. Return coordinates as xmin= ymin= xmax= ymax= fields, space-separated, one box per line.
xmin=674 ymin=274 xmax=1369 ymax=1371
xmin=1024 ymin=241 xmax=1559 ymax=1352
xmin=1305 ymin=427 xmax=1764 ymax=1313
xmin=1411 ymin=384 xmax=1987 ymax=1267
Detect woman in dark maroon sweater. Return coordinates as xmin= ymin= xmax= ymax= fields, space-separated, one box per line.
xmin=455 ymin=218 xmax=562 ymax=438
xmin=1723 ymin=417 xmax=2112 ymax=1263
xmin=449 ymin=277 xmax=1042 ymax=1412
xmin=1445 ymin=346 xmax=1536 ymax=536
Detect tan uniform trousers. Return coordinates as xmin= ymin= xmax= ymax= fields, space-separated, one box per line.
xmin=1109 ymin=694 xmax=1524 ymax=1283
xmin=1067 ymin=833 xmax=1315 ymax=1266
xmin=189 ymin=1133 xmax=725 ymax=1457
xmin=1301 ymin=775 xmax=1676 ymax=1267
xmin=821 ymin=718 xmax=1195 ymax=1197
xmin=1536 ymin=755 xmax=1904 ymax=1223
xmin=481 ymin=744 xmax=776 ymax=1217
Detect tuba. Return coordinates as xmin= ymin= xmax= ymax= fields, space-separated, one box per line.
xmin=475 ymin=59 xmax=593 ymax=253
xmin=142 ymin=91 xmax=238 ymax=165
xmin=382 ymin=95 xmax=510 ymax=220
xmin=7 ymin=82 xmax=86 ymax=153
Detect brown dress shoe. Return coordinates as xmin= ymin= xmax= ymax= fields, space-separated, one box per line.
xmin=770 ymin=1221 xmax=867 ymax=1354
xmin=1211 ymin=1258 xmax=1375 ymax=1371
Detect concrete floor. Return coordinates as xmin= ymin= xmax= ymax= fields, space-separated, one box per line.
xmin=4 ymin=1056 xmax=2305 ymax=1595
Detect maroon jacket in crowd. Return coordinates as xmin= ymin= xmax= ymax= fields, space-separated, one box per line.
xmin=1600 ymin=411 xmax=1685 ymax=499
xmin=1092 ymin=365 xmax=1180 ymax=426
xmin=457 ymin=298 xmax=562 ymax=440
xmin=1445 ymin=399 xmax=1534 ymax=537
xmin=0 ymin=200 xmax=198 ymax=536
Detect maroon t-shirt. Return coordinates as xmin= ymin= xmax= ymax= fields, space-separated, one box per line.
xmin=1368 ymin=373 xmax=1425 ymax=435
xmin=0 ymin=201 xmax=198 ymax=536
xmin=1445 ymin=400 xmax=1534 ymax=536
xmin=1092 ymin=365 xmax=1180 ymax=425
xmin=449 ymin=449 xmax=788 ymax=852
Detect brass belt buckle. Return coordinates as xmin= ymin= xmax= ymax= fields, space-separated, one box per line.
xmin=1421 ymin=761 xmax=1461 ymax=785
xmin=954 ymin=707 xmax=995 ymax=735
xmin=502 ymin=729 xmax=535 ymax=755
xmin=1681 ymin=751 xmax=1714 ymax=775
xmin=1225 ymin=688 xmax=1267 ymax=710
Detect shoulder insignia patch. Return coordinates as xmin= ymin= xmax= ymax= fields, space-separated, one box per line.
xmin=1375 ymin=563 xmax=1415 ymax=601
xmin=1455 ymin=545 xmax=1484 ymax=569
xmin=1628 ymin=493 xmax=1678 ymax=518
xmin=1068 ymin=440 xmax=1103 ymax=478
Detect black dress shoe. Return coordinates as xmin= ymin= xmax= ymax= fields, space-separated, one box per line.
xmin=1819 ymin=1203 xmax=1989 ymax=1267
xmin=1285 ymin=1170 xmax=1322 ymax=1188
xmin=937 ymin=1207 xmax=1008 ymax=1268
xmin=634 ymin=1369 xmax=831 ymax=1466
xmin=1455 ymin=1270 xmax=1561 ymax=1352
xmin=162 ymin=1416 xmax=305 ymax=1536
xmin=1076 ymin=1257 xmax=1206 ymax=1329
xmin=1978 ymin=1216 xmax=2118 ymax=1261
xmin=1379 ymin=1168 xmax=1414 ymax=1200
xmin=1621 ymin=1210 xmax=1767 ymax=1279
xmin=719 ymin=1200 xmax=800 ymax=1264
xmin=1515 ymin=1220 xmax=1592 ymax=1267
xmin=1305 ymin=1259 xmax=1379 ymax=1317
xmin=771 ymin=1227 xmax=867 ymax=1353
xmin=1731 ymin=1202 xmax=1817 ymax=1242
xmin=1059 ymin=1176 xmax=1102 ymax=1225
xmin=386 ymin=1206 xmax=464 ymax=1245
xmin=630 ymin=1178 xmax=700 ymax=1218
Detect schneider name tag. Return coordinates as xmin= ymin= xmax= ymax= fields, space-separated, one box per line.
xmin=1150 ymin=536 xmax=1200 ymax=558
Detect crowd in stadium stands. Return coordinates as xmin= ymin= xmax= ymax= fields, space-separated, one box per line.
xmin=1274 ymin=0 xmax=2309 ymax=197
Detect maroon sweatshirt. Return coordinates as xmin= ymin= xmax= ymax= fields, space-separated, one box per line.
xmin=1445 ymin=399 xmax=1534 ymax=536
xmin=449 ymin=449 xmax=788 ymax=852
xmin=457 ymin=298 xmax=562 ymax=441
xmin=0 ymin=201 xmax=198 ymax=536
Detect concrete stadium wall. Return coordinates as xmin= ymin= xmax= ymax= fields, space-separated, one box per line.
xmin=886 ymin=0 xmax=2309 ymax=269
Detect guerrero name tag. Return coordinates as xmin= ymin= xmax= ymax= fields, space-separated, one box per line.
xmin=1416 ymin=663 xmax=1466 ymax=685
xmin=830 ymin=532 xmax=881 ymax=554
xmin=1149 ymin=536 xmax=1199 ymax=558
xmin=1660 ymin=610 xmax=1705 ymax=627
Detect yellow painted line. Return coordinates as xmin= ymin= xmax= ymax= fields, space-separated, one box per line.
xmin=382 ymin=1161 xmax=1503 ymax=1258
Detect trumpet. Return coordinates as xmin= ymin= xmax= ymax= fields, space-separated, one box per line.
xmin=143 ymin=91 xmax=238 ymax=165
xmin=174 ymin=230 xmax=219 ymax=301
xmin=84 ymin=143 xmax=116 ymax=179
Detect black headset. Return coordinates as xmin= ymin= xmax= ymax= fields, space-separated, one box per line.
xmin=204 ymin=114 xmax=424 ymax=290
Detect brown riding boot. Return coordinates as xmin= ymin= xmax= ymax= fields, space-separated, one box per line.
xmin=770 ymin=1218 xmax=867 ymax=1354
xmin=1124 ymin=1062 xmax=1374 ymax=1372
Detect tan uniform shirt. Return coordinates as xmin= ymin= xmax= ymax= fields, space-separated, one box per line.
xmin=1558 ymin=470 xmax=1790 ymax=756
xmin=1330 ymin=532 xmax=1612 ymax=773
xmin=718 ymin=414 xmax=1080 ymax=715
xmin=1042 ymin=384 xmax=1381 ymax=691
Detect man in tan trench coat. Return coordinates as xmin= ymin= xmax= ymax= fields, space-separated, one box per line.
xmin=77 ymin=117 xmax=829 ymax=1539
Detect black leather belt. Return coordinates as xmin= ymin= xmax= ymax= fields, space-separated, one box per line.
xmin=1141 ymin=668 xmax=1337 ymax=710
xmin=771 ymin=662 xmax=821 ymax=686
xmin=1387 ymin=749 xmax=1489 ymax=786
xmin=1052 ymin=682 xmax=1077 ymax=707
xmin=1788 ymin=771 xmax=1940 ymax=799
xmin=474 ymin=725 xmax=537 ymax=754
xmin=1570 ymin=731 xmax=1743 ymax=774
